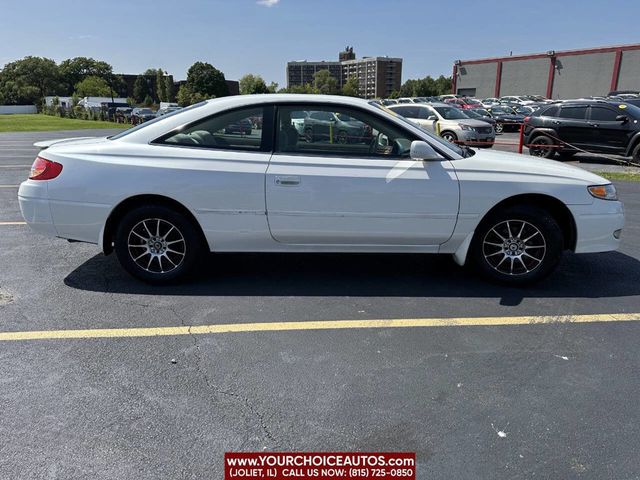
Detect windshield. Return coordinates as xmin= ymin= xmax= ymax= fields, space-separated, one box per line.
xmin=434 ymin=106 xmax=469 ymax=120
xmin=491 ymin=106 xmax=514 ymax=115
xmin=109 ymin=101 xmax=207 ymax=140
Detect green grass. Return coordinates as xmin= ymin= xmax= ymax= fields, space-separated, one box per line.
xmin=0 ymin=114 xmax=124 ymax=132
xmin=594 ymin=171 xmax=640 ymax=182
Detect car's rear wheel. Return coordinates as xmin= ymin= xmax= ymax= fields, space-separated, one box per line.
xmin=471 ymin=205 xmax=563 ymax=285
xmin=494 ymin=123 xmax=504 ymax=134
xmin=528 ymin=135 xmax=556 ymax=159
xmin=114 ymin=205 xmax=203 ymax=284
xmin=441 ymin=131 xmax=458 ymax=144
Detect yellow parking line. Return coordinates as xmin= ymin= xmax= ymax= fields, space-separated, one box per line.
xmin=0 ymin=221 xmax=26 ymax=225
xmin=0 ymin=313 xmax=639 ymax=342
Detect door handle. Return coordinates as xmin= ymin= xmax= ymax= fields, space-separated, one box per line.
xmin=274 ymin=176 xmax=300 ymax=186
xmin=552 ymin=120 xmax=561 ymax=125
xmin=589 ymin=123 xmax=599 ymax=127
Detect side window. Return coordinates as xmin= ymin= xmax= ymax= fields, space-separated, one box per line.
xmin=539 ymin=105 xmax=559 ymax=117
xmin=392 ymin=106 xmax=411 ymax=117
xmin=157 ymin=107 xmax=264 ymax=151
xmin=419 ymin=107 xmax=436 ymax=119
xmin=276 ymin=105 xmax=418 ymax=158
xmin=559 ymin=106 xmax=587 ymax=120
xmin=590 ymin=107 xmax=620 ymax=121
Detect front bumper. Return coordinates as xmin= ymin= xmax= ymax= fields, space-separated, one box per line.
xmin=570 ymin=200 xmax=624 ymax=253
xmin=459 ymin=130 xmax=495 ymax=146
xmin=18 ymin=181 xmax=58 ymax=237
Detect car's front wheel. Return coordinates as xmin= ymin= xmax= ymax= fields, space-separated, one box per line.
xmin=470 ymin=205 xmax=563 ymax=285
xmin=494 ymin=123 xmax=504 ymax=134
xmin=441 ymin=131 xmax=458 ymax=144
xmin=114 ymin=205 xmax=203 ymax=284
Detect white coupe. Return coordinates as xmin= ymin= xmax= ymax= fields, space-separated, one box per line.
xmin=19 ymin=94 xmax=624 ymax=285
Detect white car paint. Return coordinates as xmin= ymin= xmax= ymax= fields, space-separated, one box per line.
xmin=18 ymin=94 xmax=623 ymax=271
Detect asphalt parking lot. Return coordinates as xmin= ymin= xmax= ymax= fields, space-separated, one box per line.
xmin=1 ymin=129 xmax=640 ymax=479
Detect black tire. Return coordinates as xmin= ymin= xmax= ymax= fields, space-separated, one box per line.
xmin=632 ymin=143 xmax=640 ymax=163
xmin=494 ymin=123 xmax=504 ymax=134
xmin=441 ymin=131 xmax=458 ymax=143
xmin=470 ymin=205 xmax=563 ymax=285
xmin=304 ymin=127 xmax=314 ymax=143
xmin=114 ymin=205 xmax=204 ymax=284
xmin=528 ymin=135 xmax=556 ymax=159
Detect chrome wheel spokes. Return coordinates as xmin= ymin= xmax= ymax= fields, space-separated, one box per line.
xmin=482 ymin=219 xmax=546 ymax=276
xmin=127 ymin=218 xmax=186 ymax=274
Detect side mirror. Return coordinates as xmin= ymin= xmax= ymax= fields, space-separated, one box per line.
xmin=616 ymin=115 xmax=629 ymax=123
xmin=427 ymin=115 xmax=438 ymax=121
xmin=410 ymin=140 xmax=440 ymax=161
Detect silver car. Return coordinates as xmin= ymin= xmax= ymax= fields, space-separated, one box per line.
xmin=388 ymin=103 xmax=495 ymax=148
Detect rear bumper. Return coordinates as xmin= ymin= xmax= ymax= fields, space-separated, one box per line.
xmin=570 ymin=200 xmax=624 ymax=253
xmin=18 ymin=181 xmax=58 ymax=237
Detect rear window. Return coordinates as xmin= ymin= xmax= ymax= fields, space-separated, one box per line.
xmin=109 ymin=101 xmax=208 ymax=140
xmin=536 ymin=105 xmax=559 ymax=117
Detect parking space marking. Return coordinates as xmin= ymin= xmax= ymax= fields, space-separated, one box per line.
xmin=0 ymin=221 xmax=26 ymax=225
xmin=0 ymin=185 xmax=19 ymax=188
xmin=0 ymin=165 xmax=31 ymax=168
xmin=0 ymin=313 xmax=639 ymax=342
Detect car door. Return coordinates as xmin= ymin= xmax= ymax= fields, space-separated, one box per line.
xmin=151 ymin=105 xmax=272 ymax=250
xmin=588 ymin=105 xmax=631 ymax=153
xmin=265 ymin=104 xmax=459 ymax=247
xmin=555 ymin=105 xmax=590 ymax=147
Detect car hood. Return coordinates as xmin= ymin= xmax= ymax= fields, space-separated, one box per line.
xmin=494 ymin=114 xmax=524 ymax=121
xmin=34 ymin=136 xmax=111 ymax=150
xmin=455 ymin=119 xmax=495 ymax=128
xmin=454 ymin=148 xmax=608 ymax=185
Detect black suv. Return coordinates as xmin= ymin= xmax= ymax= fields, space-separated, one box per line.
xmin=523 ymin=100 xmax=640 ymax=161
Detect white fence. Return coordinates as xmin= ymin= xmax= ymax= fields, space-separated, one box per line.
xmin=0 ymin=105 xmax=37 ymax=114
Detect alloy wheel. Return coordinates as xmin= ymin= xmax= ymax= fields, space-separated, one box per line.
xmin=482 ymin=219 xmax=546 ymax=276
xmin=127 ymin=218 xmax=186 ymax=274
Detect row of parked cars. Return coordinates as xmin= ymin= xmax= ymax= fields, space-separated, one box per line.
xmin=113 ymin=106 xmax=182 ymax=125
xmin=379 ymin=91 xmax=640 ymax=162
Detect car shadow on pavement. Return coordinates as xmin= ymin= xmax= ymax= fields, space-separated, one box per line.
xmin=64 ymin=250 xmax=640 ymax=305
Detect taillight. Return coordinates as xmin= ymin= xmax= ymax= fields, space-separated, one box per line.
xmin=523 ymin=116 xmax=531 ymax=124
xmin=29 ymin=156 xmax=63 ymax=180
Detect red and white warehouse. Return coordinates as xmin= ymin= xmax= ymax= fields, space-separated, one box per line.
xmin=452 ymin=43 xmax=640 ymax=99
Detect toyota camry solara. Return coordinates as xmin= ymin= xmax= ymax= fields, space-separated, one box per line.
xmin=18 ymin=94 xmax=624 ymax=285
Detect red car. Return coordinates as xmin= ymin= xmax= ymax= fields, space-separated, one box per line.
xmin=445 ymin=97 xmax=483 ymax=109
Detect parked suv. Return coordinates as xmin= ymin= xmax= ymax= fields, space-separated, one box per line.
xmin=388 ymin=103 xmax=495 ymax=147
xmin=524 ymin=100 xmax=640 ymax=161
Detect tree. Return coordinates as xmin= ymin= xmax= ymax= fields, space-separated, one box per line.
xmin=59 ymin=57 xmax=113 ymax=95
xmin=164 ymin=75 xmax=175 ymax=102
xmin=74 ymin=76 xmax=111 ymax=97
xmin=156 ymin=68 xmax=167 ymax=102
xmin=133 ymin=75 xmax=152 ymax=103
xmin=0 ymin=56 xmax=61 ymax=105
xmin=185 ymin=61 xmax=228 ymax=99
xmin=143 ymin=94 xmax=154 ymax=107
xmin=267 ymin=81 xmax=278 ymax=93
xmin=397 ymin=75 xmax=452 ymax=98
xmin=239 ymin=74 xmax=269 ymax=95
xmin=313 ymin=69 xmax=339 ymax=95
xmin=341 ymin=76 xmax=360 ymax=97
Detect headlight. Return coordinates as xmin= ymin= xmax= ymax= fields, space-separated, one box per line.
xmin=458 ymin=124 xmax=474 ymax=131
xmin=588 ymin=184 xmax=618 ymax=201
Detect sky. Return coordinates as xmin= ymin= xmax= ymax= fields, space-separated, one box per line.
xmin=2 ymin=0 xmax=640 ymax=87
